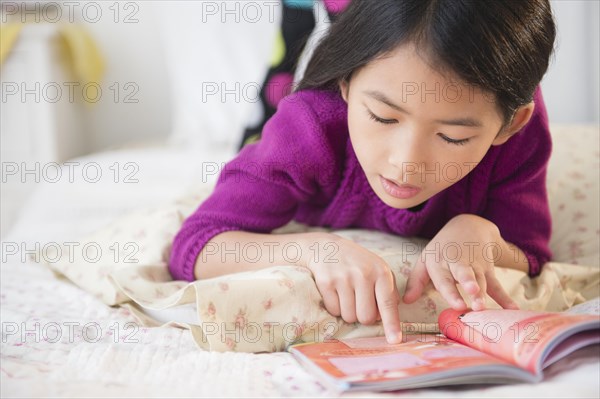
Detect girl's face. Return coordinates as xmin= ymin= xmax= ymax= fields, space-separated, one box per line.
xmin=340 ymin=43 xmax=530 ymax=209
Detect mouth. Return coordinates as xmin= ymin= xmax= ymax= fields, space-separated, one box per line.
xmin=379 ymin=175 xmax=422 ymax=199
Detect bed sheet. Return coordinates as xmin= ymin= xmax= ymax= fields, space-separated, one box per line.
xmin=2 ymin=139 xmax=599 ymax=397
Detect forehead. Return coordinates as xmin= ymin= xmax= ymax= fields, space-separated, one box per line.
xmin=352 ymin=44 xmax=502 ymax=121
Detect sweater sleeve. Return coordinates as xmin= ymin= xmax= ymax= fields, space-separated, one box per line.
xmin=483 ymin=86 xmax=553 ymax=277
xmin=168 ymin=91 xmax=341 ymax=282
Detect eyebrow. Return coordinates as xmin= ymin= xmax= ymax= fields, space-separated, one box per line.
xmin=363 ymin=89 xmax=483 ymax=128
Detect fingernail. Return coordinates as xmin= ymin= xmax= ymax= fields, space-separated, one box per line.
xmin=386 ymin=330 xmax=402 ymax=344
xmin=467 ymin=282 xmax=479 ymax=293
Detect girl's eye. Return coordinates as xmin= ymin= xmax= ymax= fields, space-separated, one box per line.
xmin=365 ymin=108 xmax=470 ymax=146
xmin=438 ymin=133 xmax=470 ymax=146
xmin=367 ymin=110 xmax=397 ymax=125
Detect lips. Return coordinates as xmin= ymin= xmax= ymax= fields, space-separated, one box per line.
xmin=380 ymin=175 xmax=422 ymax=199
xmin=385 ymin=177 xmax=419 ymax=190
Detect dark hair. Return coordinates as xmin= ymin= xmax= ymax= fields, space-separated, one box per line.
xmin=296 ymin=0 xmax=556 ymax=127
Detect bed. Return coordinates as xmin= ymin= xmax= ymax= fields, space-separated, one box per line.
xmin=1 ymin=123 xmax=599 ymax=398
xmin=2 ymin=2 xmax=599 ymax=397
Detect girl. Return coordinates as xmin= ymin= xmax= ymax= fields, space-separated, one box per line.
xmin=169 ymin=0 xmax=556 ymax=345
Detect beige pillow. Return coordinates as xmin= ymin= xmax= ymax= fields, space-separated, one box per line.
xmin=546 ymin=125 xmax=600 ymax=267
xmin=33 ymin=183 xmax=598 ymax=352
xmin=31 ymin=124 xmax=600 ymax=352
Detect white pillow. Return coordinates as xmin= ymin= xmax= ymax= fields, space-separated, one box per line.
xmin=149 ymin=1 xmax=280 ymax=151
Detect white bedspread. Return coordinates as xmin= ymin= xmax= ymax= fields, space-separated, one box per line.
xmin=2 ymin=138 xmax=599 ymax=397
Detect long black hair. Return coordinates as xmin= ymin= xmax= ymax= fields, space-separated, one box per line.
xmin=296 ymin=0 xmax=556 ymax=127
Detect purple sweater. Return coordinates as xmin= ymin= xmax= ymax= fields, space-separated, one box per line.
xmin=169 ymin=87 xmax=553 ymax=282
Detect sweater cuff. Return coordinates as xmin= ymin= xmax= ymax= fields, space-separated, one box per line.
xmin=523 ymin=249 xmax=548 ymax=278
xmin=168 ymin=225 xmax=243 ymax=282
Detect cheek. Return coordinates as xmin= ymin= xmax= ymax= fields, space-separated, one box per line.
xmin=347 ymin=103 xmax=386 ymax=146
xmin=347 ymin=106 xmax=369 ymax=146
xmin=348 ymin=115 xmax=384 ymax=146
xmin=347 ymin=119 xmax=382 ymax=168
xmin=346 ymin=104 xmax=363 ymax=135
xmin=438 ymin=146 xmax=489 ymax=185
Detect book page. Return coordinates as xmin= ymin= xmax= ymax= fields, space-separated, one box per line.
xmin=565 ymin=297 xmax=600 ymax=316
xmin=289 ymin=333 xmax=518 ymax=387
xmin=438 ymin=308 xmax=600 ymax=375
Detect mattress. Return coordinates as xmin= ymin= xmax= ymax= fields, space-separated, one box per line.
xmin=2 ymin=126 xmax=599 ymax=397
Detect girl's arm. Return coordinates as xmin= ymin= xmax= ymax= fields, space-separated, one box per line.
xmin=198 ymin=229 xmax=405 ymax=344
xmin=193 ymin=231 xmax=323 ymax=280
xmin=482 ymin=86 xmax=553 ymax=277
xmin=168 ymin=90 xmax=344 ymax=282
xmin=405 ymin=87 xmax=554 ymax=311
xmin=170 ymin=90 xmax=405 ymax=343
xmin=495 ymin=240 xmax=529 ymax=274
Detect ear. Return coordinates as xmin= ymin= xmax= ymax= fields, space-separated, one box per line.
xmin=338 ymin=79 xmax=349 ymax=103
xmin=491 ymin=102 xmax=535 ymax=146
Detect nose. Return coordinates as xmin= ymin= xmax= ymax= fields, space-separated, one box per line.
xmin=387 ymin=134 xmax=425 ymax=182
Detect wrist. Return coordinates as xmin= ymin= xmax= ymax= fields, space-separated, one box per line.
xmin=497 ymin=239 xmax=530 ymax=273
xmin=298 ymin=232 xmax=342 ymax=271
xmin=452 ymin=213 xmax=499 ymax=232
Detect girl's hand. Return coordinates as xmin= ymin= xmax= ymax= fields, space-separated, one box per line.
xmin=402 ymin=214 xmax=519 ymax=311
xmin=304 ymin=233 xmax=403 ymax=344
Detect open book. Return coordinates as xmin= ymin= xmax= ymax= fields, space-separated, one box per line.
xmin=288 ymin=298 xmax=600 ymax=392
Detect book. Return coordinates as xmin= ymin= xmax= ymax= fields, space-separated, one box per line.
xmin=288 ymin=298 xmax=600 ymax=392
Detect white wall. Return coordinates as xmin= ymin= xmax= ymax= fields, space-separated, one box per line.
xmin=3 ymin=0 xmax=598 ymax=158
xmin=81 ymin=0 xmax=278 ymax=152
xmin=541 ymin=0 xmax=600 ymax=124
xmin=74 ymin=2 xmax=173 ymax=150
xmin=67 ymin=0 xmax=600 ymax=152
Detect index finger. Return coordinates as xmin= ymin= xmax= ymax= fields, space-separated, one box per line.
xmin=375 ymin=271 xmax=402 ymax=344
xmin=429 ymin=264 xmax=468 ymax=310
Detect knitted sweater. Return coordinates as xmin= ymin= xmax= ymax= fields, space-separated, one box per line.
xmin=169 ymin=87 xmax=553 ymax=282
